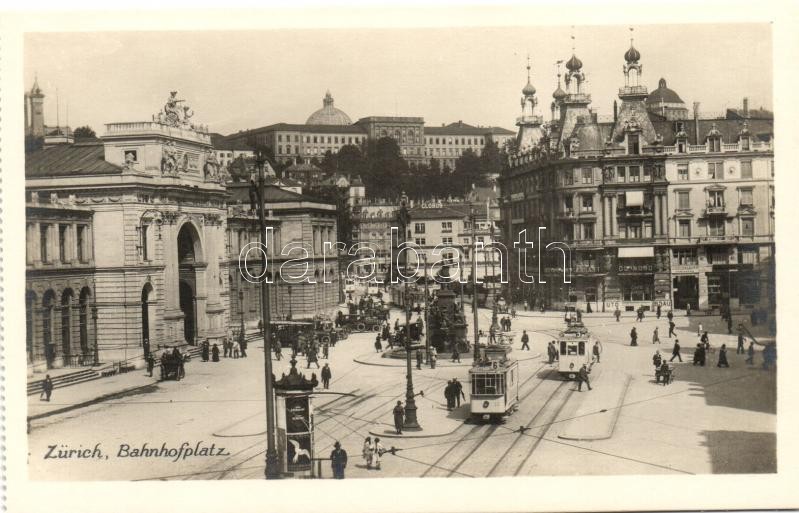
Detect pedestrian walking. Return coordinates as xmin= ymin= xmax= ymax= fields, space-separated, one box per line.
xmin=656 ymin=304 xmax=662 ymax=319
xmin=445 ymin=380 xmax=454 ymax=410
xmin=693 ymin=343 xmax=706 ymax=366
xmin=374 ymin=335 xmax=382 ymax=353
xmin=429 ymin=347 xmax=437 ymax=369
xmin=393 ymin=401 xmax=404 ymax=434
xmin=211 ymin=343 xmax=220 ymax=362
xmin=307 ymin=349 xmax=320 ymax=369
xmin=670 ymin=340 xmax=683 ymax=362
xmin=451 ymin=345 xmax=461 ymax=363
xmin=667 ymin=310 xmax=674 ymax=323
xmin=321 ymin=363 xmax=332 ymax=389
xmin=146 ymin=354 xmax=155 ymax=377
xmin=686 ymin=303 xmax=692 ymax=316
xmin=630 ymin=327 xmax=638 ymax=346
xmin=258 ymin=319 xmax=263 ymax=335
xmin=394 ymin=319 xmax=400 ymax=332
xmin=746 ymin=341 xmax=755 ymax=365
xmin=201 ymin=341 xmax=210 ymax=362
xmin=273 ymin=343 xmax=281 ymax=361
xmin=524 ymin=300 xmax=529 ymax=311
xmin=614 ymin=307 xmax=621 ymax=322
xmin=323 ymin=341 xmax=329 ymax=359
xmin=240 ymin=338 xmax=247 ymax=358
xmin=668 ymin=321 xmax=676 ymax=338
xmin=362 ymin=437 xmax=373 ymax=469
xmin=717 ymin=344 xmax=729 ymax=368
xmin=652 ymin=327 xmax=660 ymax=344
xmin=592 ymin=341 xmax=601 ymax=363
xmin=40 ymin=374 xmax=54 ymax=402
xmin=520 ymin=330 xmax=530 ymax=351
xmin=223 ymin=338 xmax=230 ymax=358
xmin=330 ymin=441 xmax=348 ymax=479
xmin=453 ymin=378 xmax=465 ymax=407
xmin=416 ymin=349 xmax=423 ymax=370
xmin=372 ymin=438 xmax=384 ymax=470
xmin=698 ymin=323 xmax=703 ymax=337
xmin=577 ymin=363 xmax=592 ymax=391
xmin=737 ymin=331 xmax=745 ymax=355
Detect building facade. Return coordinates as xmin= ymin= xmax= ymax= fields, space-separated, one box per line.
xmin=25 ymin=88 xmax=341 ymax=374
xmin=500 ymin=39 xmax=774 ymax=314
xmin=223 ymin=91 xmax=513 ymax=167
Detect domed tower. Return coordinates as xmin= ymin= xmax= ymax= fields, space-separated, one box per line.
xmin=515 ymin=56 xmax=544 ymax=152
xmin=612 ymin=28 xmax=657 ymax=145
xmin=558 ymin=33 xmax=592 ymax=154
xmin=550 ymin=61 xmax=567 ymax=123
xmin=646 ymin=78 xmax=689 ymax=120
xmin=305 ymin=91 xmax=352 ymax=125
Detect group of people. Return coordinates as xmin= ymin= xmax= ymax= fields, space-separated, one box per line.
xmin=415 ymin=346 xmax=438 ymax=369
xmin=444 ymin=378 xmax=465 ymax=410
xmin=499 ymin=316 xmax=513 ymax=332
xmin=361 ymin=436 xmax=386 ymax=470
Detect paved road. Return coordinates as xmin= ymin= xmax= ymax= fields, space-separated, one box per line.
xmin=28 ymin=306 xmax=776 ymax=480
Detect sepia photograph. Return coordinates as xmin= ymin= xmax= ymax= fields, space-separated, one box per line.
xmin=2 ymin=4 xmax=798 ymax=513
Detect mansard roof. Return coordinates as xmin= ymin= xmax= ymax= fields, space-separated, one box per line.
xmin=26 ymin=141 xmax=122 ymax=178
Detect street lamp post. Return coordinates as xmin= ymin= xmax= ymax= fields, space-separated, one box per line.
xmin=398 ymin=192 xmax=420 ymax=430
xmin=422 ymin=254 xmax=430 ymax=356
xmin=91 ymin=304 xmax=99 ymax=365
xmin=238 ymin=290 xmax=245 ymax=340
xmin=287 ymin=285 xmax=293 ymax=320
xmin=253 ymin=152 xmax=280 ymax=479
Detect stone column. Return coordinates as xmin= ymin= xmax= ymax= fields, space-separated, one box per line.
xmin=71 ymin=223 xmax=79 ymax=263
xmin=603 ymin=197 xmax=611 ymax=237
xmin=653 ymin=196 xmax=661 ymax=236
xmin=660 ymin=194 xmax=667 ymax=236
xmin=611 ymin=196 xmax=618 ymax=236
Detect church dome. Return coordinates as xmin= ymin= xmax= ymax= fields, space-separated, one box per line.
xmin=646 ymin=78 xmax=684 ymax=105
xmin=552 ymin=84 xmax=567 ymax=100
xmin=306 ymin=91 xmax=352 ymax=125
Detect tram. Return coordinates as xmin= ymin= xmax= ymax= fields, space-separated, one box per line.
xmin=557 ymin=320 xmax=597 ymax=380
xmin=469 ymin=347 xmax=519 ymax=422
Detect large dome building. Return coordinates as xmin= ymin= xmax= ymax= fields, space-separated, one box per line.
xmin=646 ymin=78 xmax=689 ymax=120
xmin=306 ymin=91 xmax=352 ymax=126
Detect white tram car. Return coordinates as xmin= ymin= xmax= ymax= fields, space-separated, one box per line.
xmin=557 ymin=321 xmax=596 ymax=380
xmin=469 ymin=349 xmax=519 ymax=422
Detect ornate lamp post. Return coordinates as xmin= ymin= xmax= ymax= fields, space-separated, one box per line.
xmin=287 ymin=285 xmax=293 ymax=320
xmin=470 ymin=208 xmax=480 ymax=361
xmin=252 ymin=151 xmax=280 ymax=479
xmin=422 ymin=253 xmax=430 ymax=356
xmin=398 ymin=192 xmax=420 ymax=430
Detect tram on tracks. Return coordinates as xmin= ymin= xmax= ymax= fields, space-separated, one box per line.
xmin=557 ymin=317 xmax=597 ymax=380
xmin=469 ymin=346 xmax=520 ymax=423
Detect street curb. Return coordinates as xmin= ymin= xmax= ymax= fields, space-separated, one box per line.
xmin=28 ymin=381 xmax=158 ymax=422
xmin=352 ymin=353 xmax=543 ymax=368
xmin=557 ymin=373 xmax=632 ymax=442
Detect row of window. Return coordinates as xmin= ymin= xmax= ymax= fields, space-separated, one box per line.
xmin=277 ymin=134 xmax=367 ymax=145
xmin=28 ymin=223 xmax=90 ymax=265
xmin=426 ymin=137 xmax=486 ymax=146
xmin=555 ymin=216 xmax=758 ymax=241
xmin=675 ymin=188 xmax=755 ymax=210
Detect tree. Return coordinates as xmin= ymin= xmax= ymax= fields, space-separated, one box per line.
xmin=228 ymin=155 xmax=254 ymax=182
xmin=73 ymin=125 xmax=96 ymax=139
xmin=365 ymin=137 xmax=407 ymax=200
xmin=479 ymin=140 xmax=504 ymax=178
xmin=453 ymin=148 xmax=482 ymax=196
xmin=336 ymin=144 xmax=369 ymax=178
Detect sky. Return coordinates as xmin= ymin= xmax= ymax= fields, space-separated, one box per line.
xmin=24 ymin=24 xmax=772 ymax=136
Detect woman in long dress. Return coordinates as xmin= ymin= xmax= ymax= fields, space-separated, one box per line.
xmin=362 ymin=437 xmax=373 ymax=469
xmin=372 ymin=438 xmax=384 ymax=470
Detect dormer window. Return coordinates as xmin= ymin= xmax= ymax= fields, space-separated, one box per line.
xmin=709 ymin=136 xmax=721 ymax=152
xmin=741 ymin=137 xmax=750 ymax=151
xmin=627 ymin=134 xmax=640 ymax=155
xmin=677 ymin=140 xmax=686 ymax=153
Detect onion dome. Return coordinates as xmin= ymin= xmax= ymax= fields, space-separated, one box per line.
xmin=522 ymin=80 xmax=536 ymax=96
xmin=552 ymin=83 xmax=567 ymax=100
xmin=624 ymin=44 xmax=640 ymax=63
xmin=565 ymin=54 xmax=582 ymax=72
xmin=306 ymin=91 xmax=352 ymax=126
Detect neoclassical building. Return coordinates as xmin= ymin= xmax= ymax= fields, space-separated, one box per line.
xmin=500 ymin=37 xmax=774 ymax=314
xmin=26 ymin=92 xmax=231 ymax=374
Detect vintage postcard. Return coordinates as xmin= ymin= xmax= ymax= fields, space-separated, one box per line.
xmin=2 ymin=3 xmax=798 ymax=513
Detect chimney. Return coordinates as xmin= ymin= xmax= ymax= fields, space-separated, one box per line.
xmin=743 ymin=97 xmax=749 ymax=118
xmin=591 ymin=111 xmax=598 ymax=123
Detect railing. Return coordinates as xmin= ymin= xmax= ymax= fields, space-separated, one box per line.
xmin=557 ymin=209 xmax=576 ymax=219
xmin=516 ymin=115 xmax=543 ymax=125
xmin=688 ymin=145 xmax=707 ymax=153
xmin=618 ymin=264 xmax=654 ymax=273
xmin=698 ymin=235 xmax=737 ymax=244
xmin=104 ymin=121 xmax=211 ymax=144
xmin=619 ymin=86 xmax=648 ymax=96
xmin=722 ymin=143 xmax=739 ymax=151
xmin=564 ymin=93 xmax=591 ymax=103
xmin=703 ymin=205 xmax=727 ymax=216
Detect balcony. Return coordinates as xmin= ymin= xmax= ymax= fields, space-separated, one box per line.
xmin=571 ymin=239 xmax=603 ymax=248
xmin=702 ymin=204 xmax=727 ymax=217
xmin=516 ymin=115 xmax=543 ymax=125
xmin=557 ymin=209 xmax=577 ymax=220
xmin=698 ymin=235 xmax=737 ymax=245
xmin=619 ymin=85 xmax=648 ymax=97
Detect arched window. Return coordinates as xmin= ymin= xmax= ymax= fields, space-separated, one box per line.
xmin=79 ymin=287 xmax=92 ymax=355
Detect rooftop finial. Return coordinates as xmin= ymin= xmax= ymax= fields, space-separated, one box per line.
xmin=630 ymin=26 xmax=634 ymax=46
xmin=571 ymin=26 xmax=576 ymax=52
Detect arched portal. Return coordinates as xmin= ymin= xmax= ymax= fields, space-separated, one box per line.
xmin=141 ymin=283 xmax=153 ymax=356
xmin=179 ymin=280 xmax=195 ymax=344
xmin=177 ymin=222 xmax=203 ymax=345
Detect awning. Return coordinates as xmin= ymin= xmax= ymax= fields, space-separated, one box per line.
xmin=625 ymin=190 xmax=644 ymax=207
xmin=618 ymin=246 xmax=654 ymax=258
